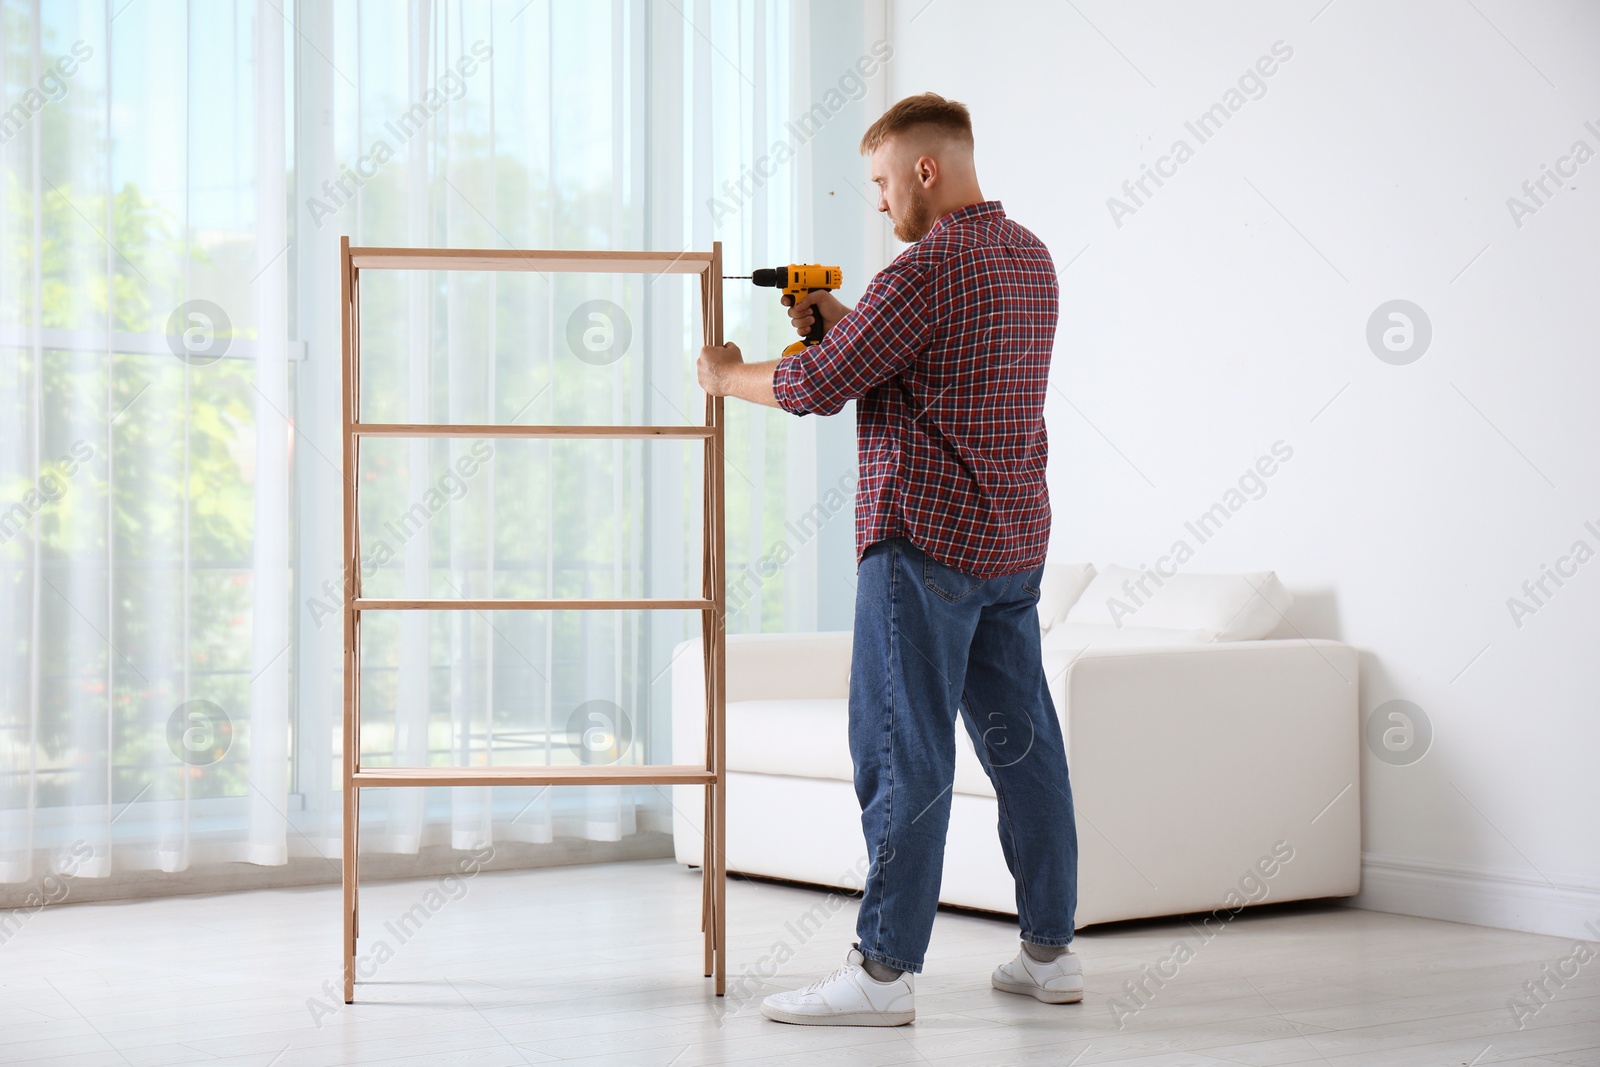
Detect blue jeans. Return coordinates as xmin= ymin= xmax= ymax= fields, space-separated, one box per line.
xmin=849 ymin=536 xmax=1078 ymax=974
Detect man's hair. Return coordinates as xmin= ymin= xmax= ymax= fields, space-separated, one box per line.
xmin=859 ymin=92 xmax=973 ymax=155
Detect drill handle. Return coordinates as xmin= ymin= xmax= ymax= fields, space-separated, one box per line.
xmin=803 ymin=289 xmax=828 ymax=345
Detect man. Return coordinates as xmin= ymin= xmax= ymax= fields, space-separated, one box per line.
xmin=696 ymin=92 xmax=1079 ymax=1027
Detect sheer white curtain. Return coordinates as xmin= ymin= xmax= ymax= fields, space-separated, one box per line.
xmin=1 ymin=0 xmax=813 ymax=889
xmin=0 ymin=0 xmax=291 ymax=883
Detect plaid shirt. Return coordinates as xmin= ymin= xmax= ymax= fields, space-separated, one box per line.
xmin=772 ymin=200 xmax=1058 ymax=579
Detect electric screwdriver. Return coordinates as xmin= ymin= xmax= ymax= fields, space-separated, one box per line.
xmin=726 ymin=264 xmax=843 ymax=357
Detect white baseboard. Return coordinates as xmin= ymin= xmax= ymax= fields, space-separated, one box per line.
xmin=1351 ymin=853 xmax=1600 ymax=942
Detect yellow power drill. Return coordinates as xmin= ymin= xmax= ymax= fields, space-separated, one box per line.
xmin=727 ymin=264 xmax=843 ymax=357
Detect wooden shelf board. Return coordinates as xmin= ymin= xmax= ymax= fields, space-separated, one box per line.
xmin=352 ymin=597 xmax=716 ymax=612
xmin=353 ymin=423 xmax=713 ymax=439
xmin=348 ymin=247 xmax=714 ymax=274
xmin=353 ymin=765 xmax=716 ymax=787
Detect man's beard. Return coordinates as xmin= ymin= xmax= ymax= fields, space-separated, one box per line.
xmin=892 ymin=185 xmax=932 ymax=242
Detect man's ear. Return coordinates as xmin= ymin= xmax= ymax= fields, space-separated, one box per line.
xmin=916 ymin=155 xmax=937 ymax=188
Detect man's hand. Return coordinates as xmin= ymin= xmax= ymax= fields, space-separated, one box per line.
xmin=697 ymin=342 xmax=782 ymax=407
xmin=697 ymin=341 xmax=744 ymax=397
xmin=782 ymin=291 xmax=851 ymax=339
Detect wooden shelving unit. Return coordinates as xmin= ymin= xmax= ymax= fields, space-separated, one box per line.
xmin=337 ymin=238 xmax=727 ymax=1002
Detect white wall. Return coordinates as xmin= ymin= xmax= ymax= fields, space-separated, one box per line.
xmin=879 ymin=0 xmax=1600 ymax=939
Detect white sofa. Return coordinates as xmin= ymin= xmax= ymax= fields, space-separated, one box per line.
xmin=671 ymin=563 xmax=1360 ymax=928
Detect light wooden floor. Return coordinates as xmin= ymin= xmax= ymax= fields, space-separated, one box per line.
xmin=3 ymin=857 xmax=1596 ymax=1066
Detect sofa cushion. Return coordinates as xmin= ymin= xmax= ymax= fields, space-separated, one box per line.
xmin=724 ymin=630 xmax=852 ymax=703
xmin=1061 ymin=565 xmax=1293 ymax=641
xmin=1042 ymin=622 xmax=1213 ymax=651
xmin=724 ymin=619 xmax=1236 ymax=803
xmin=1036 ymin=562 xmax=1097 ymax=633
xmin=727 ymin=698 xmax=999 ymax=799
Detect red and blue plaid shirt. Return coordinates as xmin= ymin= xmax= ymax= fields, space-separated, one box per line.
xmin=772 ymin=200 xmax=1058 ymax=579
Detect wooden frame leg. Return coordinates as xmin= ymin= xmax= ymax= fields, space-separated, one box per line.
xmin=340 ymin=234 xmax=363 ymax=1007
xmin=352 ymin=786 xmax=360 ymax=941
xmin=702 ymin=782 xmax=714 ymax=977
xmin=714 ymin=765 xmax=726 ymax=994
xmin=712 ymin=597 xmax=727 ymax=996
xmin=343 ymin=788 xmax=357 ymax=1003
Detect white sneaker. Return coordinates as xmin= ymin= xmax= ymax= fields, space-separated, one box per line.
xmin=760 ymin=942 xmax=915 ymax=1026
xmin=992 ymin=942 xmax=1084 ymax=1003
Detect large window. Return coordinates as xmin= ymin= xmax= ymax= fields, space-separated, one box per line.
xmin=1 ymin=0 xmax=841 ymax=886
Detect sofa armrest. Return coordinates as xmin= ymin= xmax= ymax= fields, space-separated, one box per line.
xmin=1060 ymin=638 xmax=1361 ymax=923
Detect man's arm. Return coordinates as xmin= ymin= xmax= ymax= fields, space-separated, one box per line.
xmin=696 ymin=342 xmax=781 ymax=408
xmin=700 ymin=260 xmax=928 ymax=415
xmin=697 ymin=291 xmax=852 ymax=407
